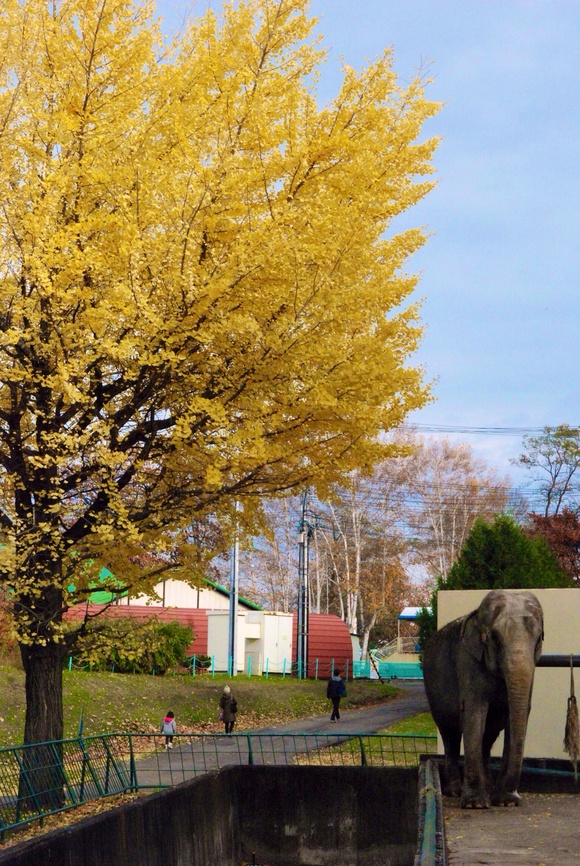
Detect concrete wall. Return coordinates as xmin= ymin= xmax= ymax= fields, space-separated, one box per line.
xmin=437 ymin=588 xmax=580 ymax=760
xmin=0 ymin=766 xmax=419 ymax=866
xmin=235 ymin=766 xmax=418 ymax=866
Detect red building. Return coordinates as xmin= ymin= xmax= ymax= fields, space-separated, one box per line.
xmin=66 ymin=605 xmax=353 ymax=677
xmin=292 ymin=612 xmax=353 ymax=678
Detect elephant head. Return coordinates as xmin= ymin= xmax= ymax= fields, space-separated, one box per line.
xmin=460 ymin=589 xmax=544 ymax=804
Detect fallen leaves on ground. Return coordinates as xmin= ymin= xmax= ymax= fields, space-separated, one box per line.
xmin=0 ymin=793 xmax=148 ymax=849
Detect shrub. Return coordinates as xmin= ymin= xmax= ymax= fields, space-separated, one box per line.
xmin=72 ymin=617 xmax=193 ymax=674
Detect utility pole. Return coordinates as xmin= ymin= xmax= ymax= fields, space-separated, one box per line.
xmin=297 ymin=489 xmax=313 ymax=679
xmin=228 ymin=506 xmax=240 ymax=677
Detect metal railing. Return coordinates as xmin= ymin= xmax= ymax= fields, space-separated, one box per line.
xmin=371 ymin=637 xmax=419 ymax=662
xmin=0 ymin=731 xmax=437 ymax=837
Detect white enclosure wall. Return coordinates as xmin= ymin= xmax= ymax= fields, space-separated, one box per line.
xmin=438 ymin=588 xmax=580 ymax=761
xmin=207 ymin=611 xmax=246 ymax=672
xmin=262 ymin=612 xmax=293 ymax=674
xmin=244 ymin=615 xmax=262 ymax=676
xmin=244 ymin=612 xmax=293 ymax=675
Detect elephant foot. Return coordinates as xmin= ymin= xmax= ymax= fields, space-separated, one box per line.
xmin=460 ymin=788 xmax=491 ymax=809
xmin=492 ymin=790 xmax=522 ymax=807
xmin=443 ymin=779 xmax=462 ymax=798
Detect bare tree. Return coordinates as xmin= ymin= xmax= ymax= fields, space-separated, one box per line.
xmin=514 ymin=425 xmax=580 ymax=516
xmin=391 ymin=435 xmax=512 ymax=580
xmin=238 ymin=498 xmax=300 ymax=612
xmin=233 ymin=433 xmax=513 ymax=648
xmin=313 ymin=470 xmax=417 ymax=651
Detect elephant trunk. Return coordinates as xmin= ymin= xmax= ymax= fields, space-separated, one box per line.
xmin=503 ymin=656 xmax=536 ymax=796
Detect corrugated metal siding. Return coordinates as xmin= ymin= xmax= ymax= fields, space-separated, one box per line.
xmin=292 ymin=613 xmax=353 ymax=679
xmin=64 ymin=605 xmax=208 ymax=656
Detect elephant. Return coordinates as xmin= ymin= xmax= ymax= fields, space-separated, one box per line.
xmin=422 ymin=589 xmax=544 ymax=809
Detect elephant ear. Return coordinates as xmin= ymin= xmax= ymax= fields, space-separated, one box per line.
xmin=460 ymin=611 xmax=486 ymax=662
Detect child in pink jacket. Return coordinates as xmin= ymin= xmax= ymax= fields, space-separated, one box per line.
xmin=161 ymin=710 xmax=176 ymax=750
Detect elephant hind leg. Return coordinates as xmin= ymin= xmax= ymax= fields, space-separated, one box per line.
xmin=460 ymin=787 xmax=491 ymax=809
xmin=441 ymin=729 xmax=462 ymax=797
xmin=460 ymin=759 xmax=492 ymax=809
xmin=461 ymin=713 xmax=492 ymax=809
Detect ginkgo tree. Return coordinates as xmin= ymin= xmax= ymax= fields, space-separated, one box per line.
xmin=0 ymin=0 xmax=439 ymax=745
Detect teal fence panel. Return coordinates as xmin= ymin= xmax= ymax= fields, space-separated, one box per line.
xmin=377 ymin=662 xmax=423 ymax=679
xmin=0 ymin=735 xmax=134 ymax=838
xmin=352 ymin=660 xmax=371 ymax=678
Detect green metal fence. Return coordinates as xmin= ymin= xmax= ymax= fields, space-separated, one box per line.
xmin=0 ymin=731 xmax=437 ymax=837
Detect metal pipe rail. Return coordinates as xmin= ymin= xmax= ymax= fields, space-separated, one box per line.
xmin=415 ymin=760 xmax=446 ymax=866
xmin=537 ymin=655 xmax=580 ymax=667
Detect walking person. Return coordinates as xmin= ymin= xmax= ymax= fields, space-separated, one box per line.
xmin=219 ymin=685 xmax=238 ymax=734
xmin=327 ymin=668 xmax=346 ymax=722
xmin=161 ymin=710 xmax=176 ymax=750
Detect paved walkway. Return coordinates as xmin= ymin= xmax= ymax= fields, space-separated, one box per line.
xmin=253 ymin=680 xmax=429 ymax=735
xmin=134 ymin=681 xmax=429 ymax=788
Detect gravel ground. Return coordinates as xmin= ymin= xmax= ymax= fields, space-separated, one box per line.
xmin=444 ymin=792 xmax=580 ymax=866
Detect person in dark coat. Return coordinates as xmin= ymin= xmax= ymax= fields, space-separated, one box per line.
xmin=327 ymin=668 xmax=345 ymax=722
xmin=219 ymin=685 xmax=238 ymax=734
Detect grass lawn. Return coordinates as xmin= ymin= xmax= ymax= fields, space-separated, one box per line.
xmin=293 ymin=711 xmax=437 ymax=767
xmin=0 ymin=666 xmax=401 ymax=746
xmin=381 ymin=712 xmax=436 ymax=736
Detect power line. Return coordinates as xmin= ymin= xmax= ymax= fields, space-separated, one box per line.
xmin=284 ymin=487 xmax=558 ymax=523
xmin=403 ymin=424 xmax=579 ymax=437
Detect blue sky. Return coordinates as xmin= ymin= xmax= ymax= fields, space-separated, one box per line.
xmin=155 ymin=0 xmax=579 ymax=486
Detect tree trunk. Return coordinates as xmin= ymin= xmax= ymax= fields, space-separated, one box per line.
xmin=13 ymin=551 xmax=65 ymax=746
xmin=21 ymin=642 xmax=65 ymax=745
xmin=360 ymin=611 xmax=377 ymax=661
xmin=18 ymin=642 xmax=66 ymax=811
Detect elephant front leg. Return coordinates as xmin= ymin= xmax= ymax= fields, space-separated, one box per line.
xmin=461 ymin=705 xmax=491 ymax=809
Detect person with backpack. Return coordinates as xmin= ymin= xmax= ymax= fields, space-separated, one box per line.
xmin=327 ymin=668 xmax=346 ymax=722
xmin=219 ymin=685 xmax=238 ymax=734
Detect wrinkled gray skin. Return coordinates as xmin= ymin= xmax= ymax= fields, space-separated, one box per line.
xmin=422 ymin=590 xmax=543 ymax=809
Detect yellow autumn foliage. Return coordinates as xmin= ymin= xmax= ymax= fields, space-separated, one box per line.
xmin=0 ymin=0 xmax=439 ymax=672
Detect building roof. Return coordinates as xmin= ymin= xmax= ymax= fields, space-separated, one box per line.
xmin=398 ymin=606 xmax=431 ymax=621
xmin=203 ymin=578 xmax=263 ymax=611
xmin=87 ymin=574 xmax=262 ymax=610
